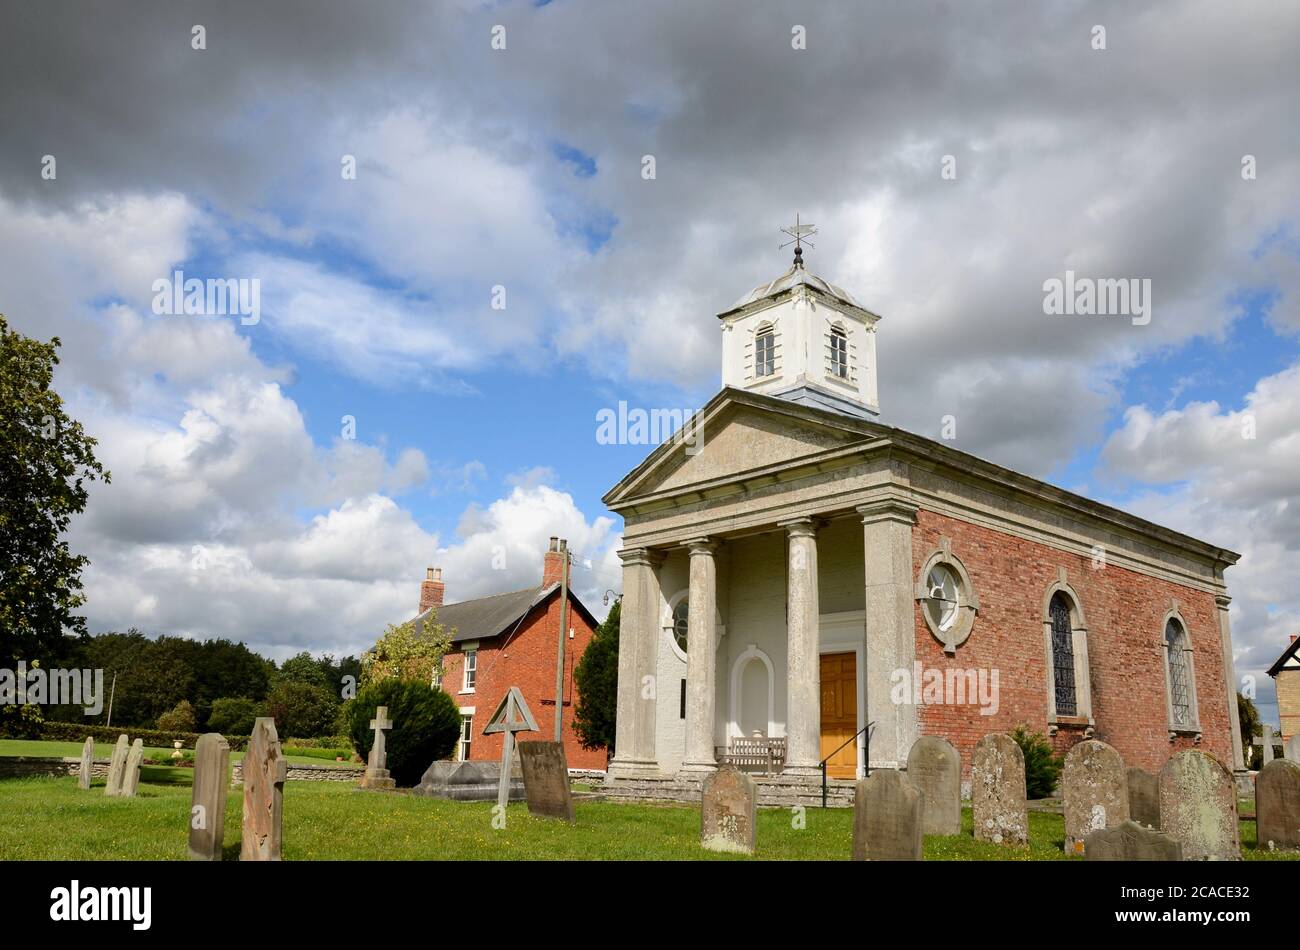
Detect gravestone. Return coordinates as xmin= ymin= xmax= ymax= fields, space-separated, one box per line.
xmin=700 ymin=764 xmax=756 ymax=854
xmin=1084 ymin=819 xmax=1183 ymax=861
xmin=1261 ymin=724 xmax=1275 ymax=765
xmin=188 ymin=733 xmax=231 ymax=861
xmin=852 ymin=769 xmax=923 ymax=861
xmin=1062 ymin=739 xmax=1129 ymax=854
xmin=971 ymin=733 xmax=1028 ymax=846
xmin=1254 ymin=758 xmax=1300 ymax=852
xmin=517 ymin=740 xmax=575 ymax=822
xmin=1288 ymin=735 xmax=1300 ymax=764
xmin=1159 ymin=750 xmax=1240 ymax=861
xmin=1127 ymin=766 xmax=1161 ymax=829
xmin=78 ymin=737 xmax=94 ymax=790
xmin=241 ymin=717 xmax=287 ymax=861
xmin=411 ymin=760 xmax=523 ymax=802
xmin=104 ymin=734 xmax=130 ymax=796
xmin=359 ymin=705 xmax=395 ymax=790
xmin=120 ymin=738 xmax=145 ymax=797
xmin=905 ymin=736 xmax=961 ymax=836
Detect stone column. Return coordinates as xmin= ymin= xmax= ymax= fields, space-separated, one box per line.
xmin=858 ymin=499 xmax=920 ymax=769
xmin=782 ymin=518 xmax=821 ymax=776
xmin=681 ymin=539 xmax=719 ymax=773
xmin=1215 ymin=593 xmax=1246 ymax=772
xmin=608 ymin=548 xmax=663 ymax=778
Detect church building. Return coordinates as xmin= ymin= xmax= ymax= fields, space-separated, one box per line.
xmin=602 ymin=236 xmax=1244 ymax=798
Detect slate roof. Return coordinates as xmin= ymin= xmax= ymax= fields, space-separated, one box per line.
xmin=414 ymin=582 xmax=599 ymax=645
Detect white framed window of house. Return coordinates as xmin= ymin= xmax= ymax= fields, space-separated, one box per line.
xmin=754 ymin=324 xmax=776 ymax=378
xmin=462 ymin=649 xmax=477 ymax=693
xmin=914 ymin=540 xmax=978 ymax=655
xmin=1161 ymin=609 xmax=1202 ymax=741
xmin=458 ymin=713 xmax=473 ymax=761
xmin=829 ymin=325 xmax=849 ymax=380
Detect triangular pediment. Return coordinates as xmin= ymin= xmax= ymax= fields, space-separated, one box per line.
xmin=604 ymin=388 xmax=882 ymax=507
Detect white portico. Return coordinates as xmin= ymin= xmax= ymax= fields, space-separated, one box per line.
xmin=605 ymin=235 xmax=917 ymax=785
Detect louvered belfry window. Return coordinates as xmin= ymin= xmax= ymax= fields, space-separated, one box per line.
xmin=1050 ymin=593 xmax=1077 ymax=716
xmin=830 ymin=326 xmax=848 ymax=378
xmin=755 ymin=327 xmax=775 ymax=377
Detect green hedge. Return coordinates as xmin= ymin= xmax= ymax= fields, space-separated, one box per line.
xmin=41 ymin=720 xmax=251 ymax=752
xmin=283 ymin=745 xmax=354 ymax=762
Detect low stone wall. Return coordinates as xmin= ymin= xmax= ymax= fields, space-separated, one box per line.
xmin=600 ymin=773 xmax=857 ymax=808
xmin=230 ymin=759 xmax=364 ymax=785
xmin=0 ymin=756 xmax=110 ymax=780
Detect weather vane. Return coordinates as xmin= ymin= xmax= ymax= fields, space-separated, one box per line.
xmin=779 ymin=213 xmax=818 ymax=268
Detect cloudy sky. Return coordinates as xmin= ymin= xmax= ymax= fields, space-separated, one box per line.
xmin=2 ymin=2 xmax=1297 ymax=724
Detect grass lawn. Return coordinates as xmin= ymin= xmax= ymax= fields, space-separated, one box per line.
xmin=1 ymin=774 xmax=1295 ymax=860
xmin=0 ymin=738 xmax=358 ymax=769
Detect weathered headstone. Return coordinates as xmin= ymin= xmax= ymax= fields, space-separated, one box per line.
xmin=188 ymin=733 xmax=231 ymax=861
xmin=1158 ymin=750 xmax=1240 ymax=861
xmin=1062 ymin=739 xmax=1129 ymax=854
xmin=700 ymin=764 xmax=756 ymax=854
xmin=1254 ymin=758 xmax=1300 ymax=852
xmin=971 ymin=733 xmax=1028 ymax=846
xmin=1084 ymin=819 xmax=1183 ymax=861
xmin=78 ymin=737 xmax=94 ymax=790
xmin=905 ymin=736 xmax=961 ymax=836
xmin=517 ymin=740 xmax=575 ymax=822
xmin=240 ymin=717 xmax=287 ymax=861
xmin=1126 ymin=766 xmax=1161 ymax=829
xmin=1288 ymin=735 xmax=1300 ymax=764
xmin=103 ymin=734 xmax=130 ymax=797
xmin=359 ymin=705 xmax=395 ymax=790
xmin=482 ymin=686 xmax=538 ymax=820
xmin=1261 ymin=724 xmax=1275 ymax=765
xmin=852 ymin=768 xmax=923 ymax=860
xmin=120 ymin=738 xmax=145 ymax=797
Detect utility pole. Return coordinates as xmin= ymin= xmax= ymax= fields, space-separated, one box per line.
xmin=553 ymin=538 xmax=571 ymax=740
xmin=105 ymin=671 xmax=117 ymax=728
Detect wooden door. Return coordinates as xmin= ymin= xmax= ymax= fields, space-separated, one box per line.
xmin=819 ymin=652 xmax=858 ymax=779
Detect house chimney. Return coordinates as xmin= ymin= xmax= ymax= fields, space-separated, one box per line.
xmin=420 ymin=567 xmax=444 ymax=614
xmin=1292 ymin=635 xmax=1298 ymax=643
xmin=542 ymin=537 xmax=566 ymax=587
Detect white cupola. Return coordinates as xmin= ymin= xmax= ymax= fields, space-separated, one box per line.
xmin=717 ymin=234 xmax=881 ymax=418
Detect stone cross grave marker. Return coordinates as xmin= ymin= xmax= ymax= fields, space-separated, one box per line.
xmin=359 ymin=706 xmax=396 ymax=790
xmin=120 ymin=738 xmax=145 ymax=797
xmin=1255 ymin=758 xmax=1300 ymax=852
xmin=104 ymin=734 xmax=129 ymax=797
xmin=1126 ymin=766 xmax=1161 ymax=829
xmin=78 ymin=737 xmax=94 ymax=790
xmin=1159 ymin=750 xmax=1240 ymax=861
xmin=518 ymin=740 xmax=576 ymax=822
xmin=700 ymin=763 xmax=756 ymax=853
xmin=1062 ymin=739 xmax=1129 ymax=854
xmin=482 ymin=686 xmax=538 ymax=817
xmin=188 ymin=733 xmax=231 ymax=861
xmin=1084 ymin=820 xmax=1183 ymax=861
xmin=971 ymin=733 xmax=1028 ymax=846
xmin=906 ymin=735 xmax=960 ymax=836
xmin=241 ymin=717 xmax=287 ymax=861
xmin=1262 ymin=723 xmax=1275 ymax=765
xmin=852 ymin=769 xmax=923 ymax=861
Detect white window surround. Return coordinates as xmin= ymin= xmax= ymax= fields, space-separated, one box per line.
xmin=1041 ymin=575 xmax=1094 ymax=732
xmin=914 ymin=539 xmax=979 ymax=654
xmin=754 ymin=323 xmax=777 ymax=379
xmin=662 ymin=588 xmax=725 ymax=663
xmin=1161 ymin=606 xmax=1202 ymax=742
xmin=828 ymin=323 xmax=849 ymax=380
xmin=457 ymin=713 xmax=473 ymax=761
xmin=461 ymin=648 xmax=477 ymax=694
xmin=727 ymin=644 xmax=776 ymax=742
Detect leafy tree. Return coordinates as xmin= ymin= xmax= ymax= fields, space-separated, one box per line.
xmin=362 ymin=616 xmax=450 ymax=686
xmin=156 ymin=699 xmax=197 ymax=733
xmin=1238 ymin=692 xmax=1260 ymax=768
xmin=574 ymin=599 xmax=619 ymax=753
xmin=276 ymin=651 xmax=331 ymax=689
xmin=264 ymin=679 xmax=338 ymax=738
xmin=347 ymin=679 xmax=460 ymax=786
xmin=1010 ymin=725 xmax=1063 ymax=799
xmin=207 ymin=697 xmax=260 ymax=736
xmin=0 ymin=316 xmax=108 ymax=666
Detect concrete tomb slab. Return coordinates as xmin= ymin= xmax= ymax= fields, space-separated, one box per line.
xmin=411 ymin=760 xmax=523 ymax=802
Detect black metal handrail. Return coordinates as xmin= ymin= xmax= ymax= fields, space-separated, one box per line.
xmin=818 ymin=721 xmax=875 ymax=808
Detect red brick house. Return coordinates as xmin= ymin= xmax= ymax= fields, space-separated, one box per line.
xmin=415 ymin=539 xmax=607 ymax=771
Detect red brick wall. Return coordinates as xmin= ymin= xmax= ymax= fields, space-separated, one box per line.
xmin=439 ymin=592 xmax=607 ymax=771
xmin=912 ymin=509 xmax=1232 ymax=778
